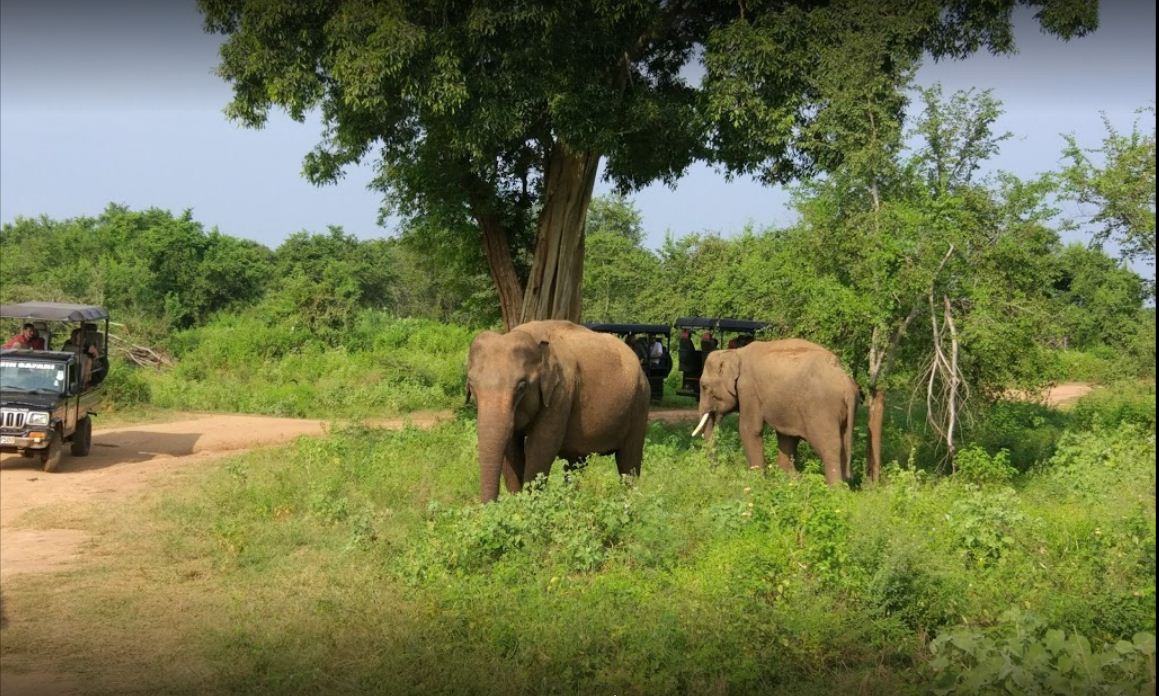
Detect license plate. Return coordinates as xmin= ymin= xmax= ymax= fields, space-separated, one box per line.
xmin=0 ymin=435 xmax=15 ymax=445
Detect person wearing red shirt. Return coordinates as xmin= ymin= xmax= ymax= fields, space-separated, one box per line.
xmin=2 ymin=324 xmax=36 ymax=349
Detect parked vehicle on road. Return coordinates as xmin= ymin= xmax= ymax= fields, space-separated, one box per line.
xmin=1 ymin=302 xmax=110 ymax=471
xmin=672 ymin=317 xmax=769 ymax=399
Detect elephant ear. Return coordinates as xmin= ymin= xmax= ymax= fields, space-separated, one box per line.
xmin=718 ymin=350 xmax=741 ymax=398
xmin=537 ymin=340 xmax=562 ymax=409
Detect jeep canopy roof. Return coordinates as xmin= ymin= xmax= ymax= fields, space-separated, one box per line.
xmin=585 ymin=323 xmax=671 ymax=336
xmin=672 ymin=317 xmax=768 ymax=333
xmin=0 ymin=302 xmax=109 ymax=322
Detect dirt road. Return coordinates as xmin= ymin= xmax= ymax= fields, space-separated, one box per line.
xmin=0 ymin=408 xmax=703 ymax=577
xmin=0 ymin=387 xmax=1092 ymax=694
xmin=0 ymin=411 xmax=456 ymax=575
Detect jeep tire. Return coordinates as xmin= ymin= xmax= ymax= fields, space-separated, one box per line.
xmin=71 ymin=416 xmax=92 ymax=456
xmin=41 ymin=429 xmax=63 ymax=473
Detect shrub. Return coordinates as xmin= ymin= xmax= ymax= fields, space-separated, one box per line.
xmin=928 ymin=609 xmax=1156 ymax=695
xmin=966 ymin=400 xmax=1068 ymax=472
xmin=1032 ymin=423 xmax=1156 ymax=502
xmin=399 ymin=472 xmax=651 ymax=579
xmin=869 ymin=542 xmax=965 ymax=633
xmin=128 ymin=311 xmax=477 ymax=417
xmin=945 ymin=487 xmax=1029 ymax=569
xmin=1068 ymin=381 xmax=1156 ymax=431
xmin=100 ymin=364 xmax=151 ymax=407
xmin=955 ymin=446 xmax=1016 ymax=485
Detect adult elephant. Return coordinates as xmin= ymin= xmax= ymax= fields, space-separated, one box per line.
xmin=691 ymin=339 xmax=859 ymax=485
xmin=466 ymin=320 xmax=651 ymax=503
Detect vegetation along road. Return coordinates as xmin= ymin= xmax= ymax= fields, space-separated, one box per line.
xmin=1 ymin=385 xmax=1093 ymax=579
xmin=0 ymin=383 xmax=1097 ymax=695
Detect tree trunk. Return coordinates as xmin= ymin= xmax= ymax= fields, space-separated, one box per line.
xmin=866 ymin=386 xmax=885 ymax=482
xmin=520 ymin=142 xmax=601 ymax=324
xmin=468 ymin=195 xmax=525 ymax=331
xmin=865 ymin=309 xmax=918 ymax=483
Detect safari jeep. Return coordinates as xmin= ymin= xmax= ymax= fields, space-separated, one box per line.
xmin=0 ymin=303 xmax=110 ymax=472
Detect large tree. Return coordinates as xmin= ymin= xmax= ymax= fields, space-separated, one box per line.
xmin=199 ymin=0 xmax=1097 ymax=328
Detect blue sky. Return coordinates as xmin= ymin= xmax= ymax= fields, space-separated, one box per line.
xmin=1 ymin=0 xmax=1154 ymax=280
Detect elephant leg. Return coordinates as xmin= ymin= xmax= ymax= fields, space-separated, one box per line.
xmin=739 ymin=411 xmax=767 ymax=470
xmin=615 ymin=419 xmax=647 ymax=479
xmin=813 ymin=435 xmax=844 ymax=486
xmin=523 ymin=420 xmax=567 ymax=488
xmin=502 ymin=437 xmax=526 ymax=494
xmin=775 ymin=433 xmax=799 ymax=475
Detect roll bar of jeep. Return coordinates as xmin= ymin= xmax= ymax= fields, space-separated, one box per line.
xmin=1 ymin=303 xmax=110 ymax=375
xmin=672 ymin=317 xmax=769 ymax=398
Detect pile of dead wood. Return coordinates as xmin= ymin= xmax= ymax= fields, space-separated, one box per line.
xmin=108 ymin=332 xmax=173 ymax=368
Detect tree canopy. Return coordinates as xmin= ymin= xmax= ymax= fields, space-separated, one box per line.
xmin=1059 ymin=108 xmax=1156 ymax=267
xmin=198 ymin=0 xmax=1098 ymax=328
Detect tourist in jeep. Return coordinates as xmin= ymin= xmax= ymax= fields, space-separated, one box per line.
xmin=3 ymin=324 xmax=36 ymax=349
xmin=62 ymin=328 xmax=98 ymax=385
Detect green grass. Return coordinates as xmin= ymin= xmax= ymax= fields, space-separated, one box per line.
xmin=1 ymin=386 xmax=1154 ymax=694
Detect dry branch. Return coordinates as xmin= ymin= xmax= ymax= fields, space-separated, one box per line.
xmin=107 ymin=332 xmax=173 ymax=369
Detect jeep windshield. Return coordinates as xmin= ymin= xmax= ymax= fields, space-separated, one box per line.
xmin=0 ymin=358 xmax=67 ymax=395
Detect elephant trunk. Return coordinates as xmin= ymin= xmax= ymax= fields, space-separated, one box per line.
xmin=476 ymin=396 xmax=516 ymax=503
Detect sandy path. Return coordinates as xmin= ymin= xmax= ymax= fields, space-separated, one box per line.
xmin=0 ymin=411 xmax=452 ymax=574
xmin=0 ymin=410 xmax=453 ymax=696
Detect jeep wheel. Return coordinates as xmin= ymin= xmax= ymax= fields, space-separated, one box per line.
xmin=71 ymin=416 xmax=92 ymax=456
xmin=41 ymin=429 xmax=63 ymax=473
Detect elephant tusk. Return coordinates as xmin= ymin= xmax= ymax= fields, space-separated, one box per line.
xmin=691 ymin=413 xmax=711 ymax=438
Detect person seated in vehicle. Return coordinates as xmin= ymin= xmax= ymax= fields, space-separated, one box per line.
xmin=657 ymin=343 xmax=673 ymax=376
xmin=29 ymin=325 xmax=46 ymax=349
xmin=62 ymin=328 xmax=97 ymax=385
xmin=3 ymin=323 xmax=36 ymax=349
xmin=82 ymin=323 xmax=102 ymax=354
xmin=700 ymin=331 xmax=718 ymax=353
xmin=632 ymin=335 xmax=650 ymax=366
xmin=649 ymin=336 xmax=666 ymax=367
xmin=624 ymin=334 xmax=645 ymax=366
xmin=677 ymin=328 xmax=696 ymax=365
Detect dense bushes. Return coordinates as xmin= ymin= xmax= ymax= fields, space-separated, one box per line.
xmin=1068 ymin=381 xmax=1157 ymax=431
xmin=79 ymin=383 xmax=1143 ymax=694
xmin=134 ymin=311 xmax=476 ymax=417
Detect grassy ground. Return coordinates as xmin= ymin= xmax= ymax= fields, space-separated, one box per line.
xmin=1 ymin=386 xmax=1153 ymax=695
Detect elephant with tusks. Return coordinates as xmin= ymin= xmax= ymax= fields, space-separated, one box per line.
xmin=692 ymin=338 xmax=859 ymax=485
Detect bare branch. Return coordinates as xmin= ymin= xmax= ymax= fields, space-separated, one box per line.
xmin=107 ymin=333 xmax=174 ymax=369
